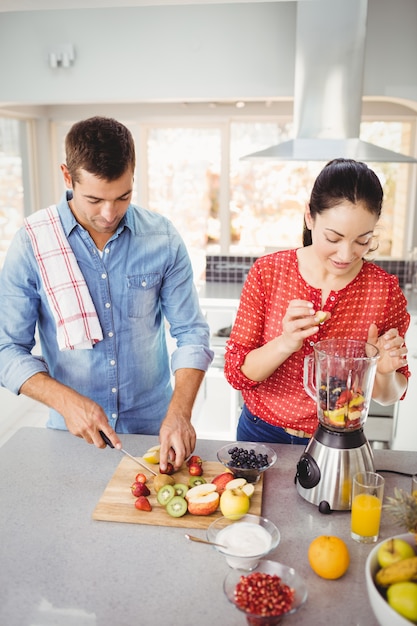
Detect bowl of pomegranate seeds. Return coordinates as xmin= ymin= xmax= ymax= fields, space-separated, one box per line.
xmin=223 ymin=559 xmax=308 ymax=625
xmin=217 ymin=442 xmax=277 ymax=484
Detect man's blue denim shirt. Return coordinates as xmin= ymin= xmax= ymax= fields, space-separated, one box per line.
xmin=0 ymin=192 xmax=214 ymax=434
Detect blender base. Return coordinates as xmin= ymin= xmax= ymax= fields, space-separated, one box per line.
xmin=295 ymin=426 xmax=375 ymax=512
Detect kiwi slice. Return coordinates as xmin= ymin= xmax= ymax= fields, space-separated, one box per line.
xmin=173 ymin=483 xmax=189 ymax=498
xmin=157 ymin=484 xmax=175 ymax=506
xmin=188 ymin=476 xmax=207 ymax=488
xmin=166 ymin=495 xmax=188 ymax=518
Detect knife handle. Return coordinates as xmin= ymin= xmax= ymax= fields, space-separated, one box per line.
xmin=99 ymin=430 xmax=114 ymax=448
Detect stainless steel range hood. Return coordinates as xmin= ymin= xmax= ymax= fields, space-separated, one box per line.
xmin=243 ymin=0 xmax=417 ymax=163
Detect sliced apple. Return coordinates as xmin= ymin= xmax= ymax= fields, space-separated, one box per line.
xmin=225 ymin=478 xmax=247 ymax=490
xmin=186 ymin=482 xmax=217 ymax=501
xmin=186 ymin=482 xmax=219 ymax=516
xmin=187 ymin=491 xmax=220 ymax=516
xmin=242 ymin=483 xmax=255 ymax=498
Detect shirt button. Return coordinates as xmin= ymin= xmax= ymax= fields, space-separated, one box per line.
xmin=330 ymin=296 xmax=336 ymax=301
xmin=141 ymin=280 xmax=147 ymax=287
xmin=105 ymin=248 xmax=110 ymax=254
xmin=108 ymin=331 xmax=114 ymax=338
xmin=111 ymin=413 xmax=117 ymax=419
xmin=309 ymin=341 xmax=315 ymax=346
xmin=101 ymin=273 xmax=107 ymax=279
xmin=105 ymin=302 xmax=111 ymax=309
xmin=110 ymin=359 xmax=116 ymax=366
xmin=111 ymin=387 xmax=117 ymax=393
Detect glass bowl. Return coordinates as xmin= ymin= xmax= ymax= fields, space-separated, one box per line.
xmin=207 ymin=514 xmax=280 ymax=570
xmin=224 ymin=559 xmax=308 ymax=625
xmin=217 ymin=442 xmax=277 ymax=484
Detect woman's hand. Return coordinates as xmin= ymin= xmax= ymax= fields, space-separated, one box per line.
xmin=367 ymin=323 xmax=408 ymax=375
xmin=280 ymin=300 xmax=330 ymax=354
xmin=240 ymin=300 xmax=330 ymax=383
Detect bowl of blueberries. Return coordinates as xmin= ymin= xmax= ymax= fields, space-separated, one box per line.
xmin=217 ymin=442 xmax=277 ymax=484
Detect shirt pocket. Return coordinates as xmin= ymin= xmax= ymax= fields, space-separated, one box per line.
xmin=127 ymin=273 xmax=161 ymax=318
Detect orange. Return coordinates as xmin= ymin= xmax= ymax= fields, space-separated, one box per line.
xmin=308 ymin=535 xmax=350 ymax=580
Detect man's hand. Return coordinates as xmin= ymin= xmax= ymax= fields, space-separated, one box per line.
xmin=158 ymin=368 xmax=204 ymax=471
xmin=19 ymin=372 xmax=121 ymax=449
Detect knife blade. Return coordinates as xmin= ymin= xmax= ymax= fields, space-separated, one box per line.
xmin=99 ymin=430 xmax=158 ymax=476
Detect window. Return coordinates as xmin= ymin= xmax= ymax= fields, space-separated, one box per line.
xmin=143 ymin=115 xmax=414 ymax=280
xmin=0 ymin=117 xmax=29 ymax=268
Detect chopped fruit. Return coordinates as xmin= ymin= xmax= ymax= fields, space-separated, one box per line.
xmin=188 ymin=462 xmax=203 ymax=476
xmin=131 ymin=481 xmax=151 ymax=497
xmin=314 ymin=310 xmax=328 ymax=324
xmin=242 ymin=483 xmax=255 ymax=498
xmin=166 ymin=496 xmax=188 ymax=518
xmin=135 ymin=473 xmax=147 ymax=484
xmin=186 ymin=482 xmax=217 ymax=500
xmin=186 ymin=455 xmax=203 ymax=467
xmin=211 ymin=472 xmax=235 ymax=494
xmin=323 ymin=407 xmax=347 ymax=426
xmin=143 ymin=449 xmax=160 ymax=464
xmin=188 ymin=476 xmax=207 ymax=488
xmin=173 ymin=483 xmax=189 ymax=498
xmin=134 ymin=496 xmax=152 ymax=512
xmin=225 ymin=477 xmax=248 ymax=490
xmin=159 ymin=462 xmax=175 ymax=475
xmin=186 ymin=483 xmax=220 ymax=516
xmin=157 ymin=484 xmax=176 ymax=506
xmin=153 ymin=473 xmax=175 ymax=493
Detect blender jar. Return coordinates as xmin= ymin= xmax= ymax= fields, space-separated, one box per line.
xmin=304 ymin=339 xmax=379 ymax=432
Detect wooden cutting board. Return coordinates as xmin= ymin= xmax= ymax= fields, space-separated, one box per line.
xmin=92 ymin=457 xmax=263 ymax=528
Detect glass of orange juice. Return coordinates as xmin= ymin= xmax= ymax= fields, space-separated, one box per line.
xmin=351 ymin=471 xmax=385 ymax=543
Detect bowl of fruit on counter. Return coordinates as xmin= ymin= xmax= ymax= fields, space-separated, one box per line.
xmin=217 ymin=443 xmax=277 ymax=484
xmin=224 ymin=559 xmax=308 ymax=625
xmin=366 ymin=488 xmax=417 ymax=625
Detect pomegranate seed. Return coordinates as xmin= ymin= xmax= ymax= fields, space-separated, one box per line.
xmin=234 ymin=572 xmax=295 ymax=618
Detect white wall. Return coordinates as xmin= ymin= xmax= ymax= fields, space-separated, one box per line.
xmin=0 ymin=0 xmax=416 ymax=107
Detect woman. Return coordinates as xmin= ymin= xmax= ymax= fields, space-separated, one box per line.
xmin=224 ymin=158 xmax=410 ymax=444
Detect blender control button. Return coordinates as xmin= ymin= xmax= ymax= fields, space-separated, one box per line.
xmin=296 ymin=453 xmax=321 ymax=489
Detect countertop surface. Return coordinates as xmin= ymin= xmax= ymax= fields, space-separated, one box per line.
xmin=1 ymin=427 xmax=417 ymax=626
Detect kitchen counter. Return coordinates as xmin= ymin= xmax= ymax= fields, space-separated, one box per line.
xmin=1 ymin=427 xmax=416 ymax=626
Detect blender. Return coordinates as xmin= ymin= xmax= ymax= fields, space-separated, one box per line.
xmin=295 ymin=339 xmax=379 ymax=512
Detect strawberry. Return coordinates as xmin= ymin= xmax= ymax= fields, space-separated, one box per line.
xmin=159 ymin=462 xmax=175 ymax=475
xmin=134 ymin=496 xmax=152 ymax=512
xmin=186 ymin=455 xmax=203 ymax=467
xmin=131 ymin=481 xmax=151 ymax=497
xmin=188 ymin=462 xmax=203 ymax=476
xmin=135 ymin=473 xmax=147 ymax=484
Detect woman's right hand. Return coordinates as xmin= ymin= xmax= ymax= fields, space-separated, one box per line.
xmin=240 ymin=301 xmax=330 ymax=382
xmin=280 ymin=299 xmax=330 ymax=354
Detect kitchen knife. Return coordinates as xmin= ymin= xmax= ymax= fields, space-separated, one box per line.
xmin=99 ymin=430 xmax=158 ymax=476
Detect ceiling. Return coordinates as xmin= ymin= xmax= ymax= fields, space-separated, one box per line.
xmin=0 ymin=0 xmax=292 ymax=12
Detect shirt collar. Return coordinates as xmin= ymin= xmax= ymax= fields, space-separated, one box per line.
xmin=56 ymin=190 xmax=131 ymax=238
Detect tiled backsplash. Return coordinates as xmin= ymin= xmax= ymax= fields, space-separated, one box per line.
xmin=206 ymin=255 xmax=411 ymax=287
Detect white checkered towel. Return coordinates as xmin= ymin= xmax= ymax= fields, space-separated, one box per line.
xmin=25 ymin=205 xmax=103 ymax=351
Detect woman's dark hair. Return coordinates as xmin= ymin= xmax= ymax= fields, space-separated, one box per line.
xmin=303 ymin=158 xmax=383 ymax=246
xmin=65 ymin=116 xmax=136 ymax=184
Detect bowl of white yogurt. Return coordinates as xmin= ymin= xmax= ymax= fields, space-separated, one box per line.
xmin=207 ymin=514 xmax=280 ymax=570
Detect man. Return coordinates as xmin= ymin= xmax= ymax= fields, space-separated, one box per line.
xmin=0 ymin=116 xmax=213 ymax=470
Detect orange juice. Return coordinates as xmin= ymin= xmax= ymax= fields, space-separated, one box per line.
xmin=351 ymin=493 xmax=382 ymax=537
